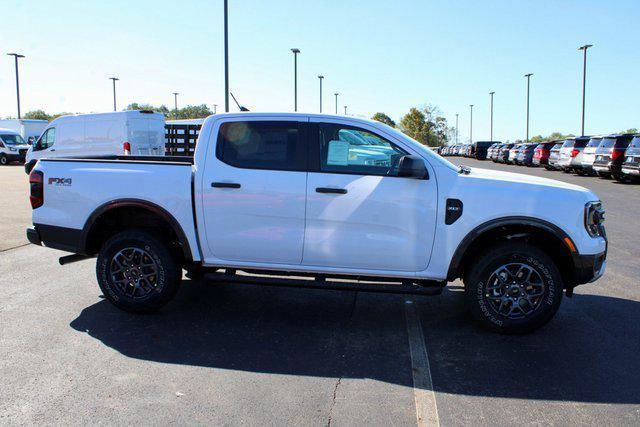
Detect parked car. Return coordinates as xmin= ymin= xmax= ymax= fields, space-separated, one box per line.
xmin=496 ymin=143 xmax=514 ymax=163
xmin=532 ymin=141 xmax=556 ymax=168
xmin=557 ymin=136 xmax=590 ymax=173
xmin=25 ymin=110 xmax=166 ymax=174
xmin=580 ymin=136 xmax=604 ymax=176
xmin=0 ymin=128 xmax=31 ymax=165
xmin=26 ymin=112 xmax=607 ymax=335
xmin=516 ymin=143 xmax=536 ymax=166
xmin=593 ymin=134 xmax=634 ymax=181
xmin=474 ymin=141 xmax=498 ymax=160
xmin=0 ymin=119 xmax=48 ymax=145
xmin=621 ymin=134 xmax=640 ymax=182
xmin=547 ymin=143 xmax=563 ymax=170
xmin=507 ymin=144 xmax=522 ymax=164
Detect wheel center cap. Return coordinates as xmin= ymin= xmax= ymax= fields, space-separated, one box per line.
xmin=509 ymin=285 xmax=520 ymax=296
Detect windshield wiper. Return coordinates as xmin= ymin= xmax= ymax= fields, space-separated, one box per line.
xmin=458 ymin=165 xmax=471 ymax=174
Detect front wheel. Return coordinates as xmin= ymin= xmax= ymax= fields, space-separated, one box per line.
xmin=464 ymin=242 xmax=563 ymax=334
xmin=0 ymin=154 xmax=7 ymax=166
xmin=96 ymin=229 xmax=182 ymax=313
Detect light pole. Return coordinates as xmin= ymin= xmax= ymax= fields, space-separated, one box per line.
xmin=469 ymin=104 xmax=474 ymax=144
xmin=318 ymin=75 xmax=324 ymax=112
xmin=579 ymin=44 xmax=593 ymax=136
xmin=291 ymin=48 xmax=300 ymax=111
xmin=334 ymin=93 xmax=339 ymax=114
xmin=224 ymin=0 xmax=229 ymax=112
xmin=173 ymin=92 xmax=179 ymax=117
xmin=524 ymin=73 xmax=533 ymax=142
xmin=7 ymin=53 xmax=25 ymax=119
xmin=489 ymin=91 xmax=495 ymax=141
xmin=344 ymin=105 xmax=347 ymax=115
xmin=213 ymin=104 xmax=217 ymax=114
xmin=455 ymin=113 xmax=459 ymax=144
xmin=109 ymin=77 xmax=119 ymax=111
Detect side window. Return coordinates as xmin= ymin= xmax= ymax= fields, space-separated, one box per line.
xmin=36 ymin=128 xmax=55 ymax=150
xmin=318 ymin=123 xmax=407 ymax=176
xmin=216 ymin=121 xmax=305 ymax=171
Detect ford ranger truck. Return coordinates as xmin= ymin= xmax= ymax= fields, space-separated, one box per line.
xmin=25 ymin=113 xmax=607 ymax=334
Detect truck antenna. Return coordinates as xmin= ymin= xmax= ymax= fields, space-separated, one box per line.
xmin=230 ymin=92 xmax=249 ymax=111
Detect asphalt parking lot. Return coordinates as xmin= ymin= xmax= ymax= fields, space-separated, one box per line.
xmin=1 ymin=159 xmax=639 ymax=425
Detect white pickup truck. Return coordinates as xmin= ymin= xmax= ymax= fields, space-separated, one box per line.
xmin=26 ymin=113 xmax=607 ymax=334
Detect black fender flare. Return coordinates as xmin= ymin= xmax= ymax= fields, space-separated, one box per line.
xmin=80 ymin=198 xmax=193 ymax=262
xmin=446 ymin=216 xmax=576 ymax=281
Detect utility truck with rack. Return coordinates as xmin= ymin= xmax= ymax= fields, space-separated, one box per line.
xmin=26 ymin=113 xmax=607 ymax=334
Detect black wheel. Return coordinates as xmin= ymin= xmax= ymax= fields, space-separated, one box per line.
xmin=562 ymin=168 xmax=571 ymax=173
xmin=0 ymin=154 xmax=7 ymax=166
xmin=464 ymin=242 xmax=563 ymax=334
xmin=96 ymin=229 xmax=182 ymax=313
xmin=613 ymin=174 xmax=627 ymax=183
xmin=597 ymin=172 xmax=611 ymax=179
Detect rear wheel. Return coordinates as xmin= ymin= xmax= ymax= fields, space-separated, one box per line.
xmin=613 ymin=174 xmax=627 ymax=183
xmin=464 ymin=242 xmax=563 ymax=334
xmin=96 ymin=229 xmax=182 ymax=313
xmin=597 ymin=171 xmax=611 ymax=179
xmin=0 ymin=154 xmax=7 ymax=166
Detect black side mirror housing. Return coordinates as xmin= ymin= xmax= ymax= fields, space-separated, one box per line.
xmin=397 ymin=155 xmax=429 ymax=179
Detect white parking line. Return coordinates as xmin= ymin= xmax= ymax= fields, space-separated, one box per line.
xmin=405 ymin=299 xmax=440 ymax=427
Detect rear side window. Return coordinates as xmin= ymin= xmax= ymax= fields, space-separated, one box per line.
xmin=574 ymin=140 xmax=588 ymax=148
xmin=629 ymin=137 xmax=640 ymax=148
xmin=216 ymin=121 xmax=305 ymax=171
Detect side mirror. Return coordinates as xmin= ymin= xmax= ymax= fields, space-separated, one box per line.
xmin=397 ymin=155 xmax=428 ymax=179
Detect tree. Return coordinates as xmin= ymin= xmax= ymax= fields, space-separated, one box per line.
xmin=622 ymin=128 xmax=638 ymax=134
xmin=24 ymin=110 xmax=51 ymax=121
xmin=172 ymin=104 xmax=213 ymax=120
xmin=399 ymin=108 xmax=429 ymax=145
xmin=371 ymin=112 xmax=396 ymax=127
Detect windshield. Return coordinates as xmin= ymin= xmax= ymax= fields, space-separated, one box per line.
xmin=600 ymin=138 xmax=615 ymax=148
xmin=561 ymin=139 xmax=575 ymax=148
xmin=587 ymin=138 xmax=602 ymax=147
xmin=0 ymin=134 xmax=26 ymax=145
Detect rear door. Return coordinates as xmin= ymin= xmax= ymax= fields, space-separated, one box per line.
xmin=200 ymin=117 xmax=308 ymax=264
xmin=302 ymin=119 xmax=436 ymax=272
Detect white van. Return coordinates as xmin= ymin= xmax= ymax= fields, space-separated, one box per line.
xmin=0 ymin=119 xmax=48 ymax=145
xmin=0 ymin=128 xmax=31 ymax=165
xmin=25 ymin=111 xmax=166 ymax=173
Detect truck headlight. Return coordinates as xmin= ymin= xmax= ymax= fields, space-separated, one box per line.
xmin=584 ymin=201 xmax=605 ymax=237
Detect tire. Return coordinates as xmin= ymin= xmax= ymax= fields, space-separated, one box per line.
xmin=0 ymin=154 xmax=7 ymax=166
xmin=613 ymin=174 xmax=627 ymax=183
xmin=96 ymin=229 xmax=182 ymax=313
xmin=597 ymin=172 xmax=611 ymax=179
xmin=464 ymin=241 xmax=563 ymax=334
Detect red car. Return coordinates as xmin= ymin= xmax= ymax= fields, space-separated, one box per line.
xmin=532 ymin=141 xmax=559 ymax=168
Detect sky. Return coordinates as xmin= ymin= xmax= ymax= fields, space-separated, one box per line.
xmin=1 ymin=0 xmax=639 ymax=143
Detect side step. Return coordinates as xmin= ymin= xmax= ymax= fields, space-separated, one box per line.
xmin=203 ymin=271 xmax=444 ymax=295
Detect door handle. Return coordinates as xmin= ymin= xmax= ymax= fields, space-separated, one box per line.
xmin=212 ymin=182 xmax=241 ymax=189
xmin=316 ymin=187 xmax=347 ymax=194
xmin=50 ymin=149 xmax=56 ymax=152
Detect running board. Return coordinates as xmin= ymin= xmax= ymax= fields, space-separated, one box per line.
xmin=203 ymin=271 xmax=444 ymax=295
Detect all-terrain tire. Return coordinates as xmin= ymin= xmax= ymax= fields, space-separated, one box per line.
xmin=96 ymin=229 xmax=182 ymax=313
xmin=464 ymin=242 xmax=563 ymax=334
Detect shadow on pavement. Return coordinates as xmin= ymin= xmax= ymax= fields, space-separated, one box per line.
xmin=70 ymin=280 xmax=640 ymax=404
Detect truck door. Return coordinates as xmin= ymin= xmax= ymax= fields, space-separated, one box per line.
xmin=200 ymin=118 xmax=308 ymax=264
xmin=302 ymin=120 xmax=437 ymax=272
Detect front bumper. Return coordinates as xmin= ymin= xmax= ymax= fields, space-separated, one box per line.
xmin=572 ymin=252 xmax=607 ymax=285
xmin=622 ymin=163 xmax=639 ymax=175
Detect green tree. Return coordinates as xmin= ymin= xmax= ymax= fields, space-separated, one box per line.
xmin=622 ymin=128 xmax=638 ymax=134
xmin=371 ymin=112 xmax=396 ymax=127
xmin=172 ymin=104 xmax=213 ymax=120
xmin=399 ymin=108 xmax=429 ymax=145
xmin=24 ymin=110 xmax=51 ymax=121
xmin=50 ymin=112 xmax=72 ymax=120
